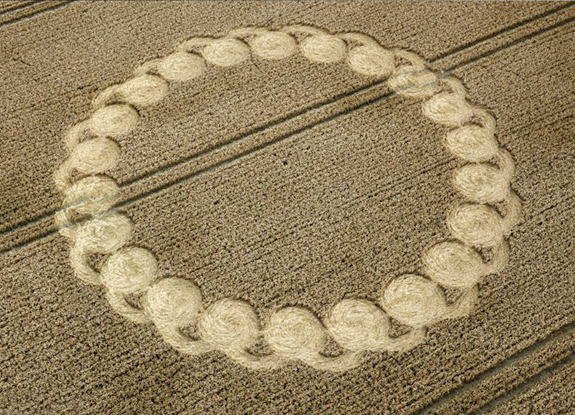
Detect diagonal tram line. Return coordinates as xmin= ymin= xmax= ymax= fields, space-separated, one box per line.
xmin=0 ymin=0 xmax=76 ymax=28
xmin=412 ymin=317 xmax=575 ymax=415
xmin=1 ymin=3 xmax=574 ymax=412
xmin=471 ymin=350 xmax=575 ymax=414
xmin=1 ymin=3 xmax=574 ymax=257
xmin=2 ymin=197 xmax=573 ymax=407
xmin=1 ymin=3 xmax=574 ymax=411
xmin=408 ymin=198 xmax=575 ymax=414
xmin=0 ymin=1 xmax=36 ymax=17
xmin=1 ymin=2 xmax=572 ymax=237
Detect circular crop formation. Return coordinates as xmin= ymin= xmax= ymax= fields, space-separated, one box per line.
xmin=53 ymin=25 xmax=522 ymax=372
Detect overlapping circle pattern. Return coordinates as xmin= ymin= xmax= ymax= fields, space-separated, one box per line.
xmin=53 ymin=25 xmax=522 ymax=371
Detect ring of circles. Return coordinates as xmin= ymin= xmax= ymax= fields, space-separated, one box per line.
xmin=53 ymin=25 xmax=522 ymax=372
